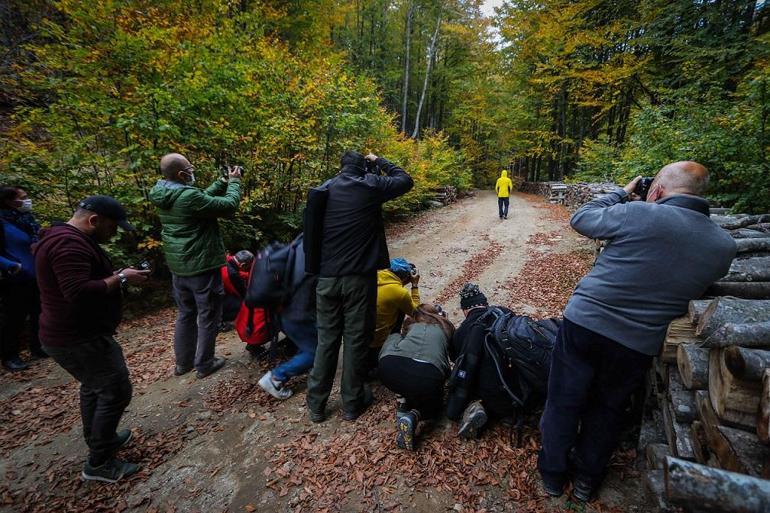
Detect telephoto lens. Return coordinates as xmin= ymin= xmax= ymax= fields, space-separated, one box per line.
xmin=634 ymin=177 xmax=654 ymax=200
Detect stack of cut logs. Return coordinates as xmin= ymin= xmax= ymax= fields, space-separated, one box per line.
xmin=519 ymin=182 xmax=617 ymax=209
xmin=643 ymin=211 xmax=770 ymax=512
xmin=431 ymin=185 xmax=457 ymax=206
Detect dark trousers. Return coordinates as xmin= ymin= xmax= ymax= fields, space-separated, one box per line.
xmin=307 ymin=273 xmax=376 ymax=413
xmin=0 ymin=280 xmax=41 ymax=360
xmin=172 ymin=270 xmax=223 ymax=372
xmin=378 ymin=355 xmax=445 ymax=419
xmin=498 ymin=197 xmax=510 ymax=218
xmin=44 ymin=336 xmax=133 ymax=466
xmin=538 ymin=318 xmax=652 ymax=486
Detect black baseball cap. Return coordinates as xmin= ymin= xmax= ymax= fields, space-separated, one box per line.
xmin=78 ymin=195 xmax=135 ymax=231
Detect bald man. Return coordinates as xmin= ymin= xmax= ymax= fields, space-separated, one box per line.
xmin=537 ymin=161 xmax=736 ymax=501
xmin=149 ymin=153 xmax=242 ymax=379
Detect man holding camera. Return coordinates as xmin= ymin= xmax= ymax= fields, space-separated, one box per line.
xmin=149 ymin=153 xmax=242 ymax=379
xmin=537 ymin=162 xmax=736 ymax=500
xmin=306 ymin=151 xmax=413 ymax=423
xmin=34 ymin=196 xmax=150 ymax=482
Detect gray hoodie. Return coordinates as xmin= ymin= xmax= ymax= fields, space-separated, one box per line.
xmin=564 ymin=189 xmax=736 ymax=355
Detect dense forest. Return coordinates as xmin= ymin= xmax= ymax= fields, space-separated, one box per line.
xmin=1 ymin=0 xmax=769 ymax=258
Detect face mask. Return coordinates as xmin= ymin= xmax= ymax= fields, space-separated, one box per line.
xmin=17 ymin=199 xmax=32 ymax=213
xmin=183 ymin=172 xmax=196 ymax=185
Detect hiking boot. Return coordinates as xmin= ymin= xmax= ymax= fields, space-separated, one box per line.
xmin=258 ymin=371 xmax=293 ymax=400
xmin=458 ymin=400 xmax=487 ymax=439
xmin=174 ymin=364 xmax=193 ymax=376
xmin=2 ymin=357 xmax=29 ymax=372
xmin=196 ymin=357 xmax=226 ymax=379
xmin=309 ymin=409 xmax=326 ymax=423
xmin=81 ymin=458 xmax=140 ymax=483
xmin=540 ymin=476 xmax=565 ymax=497
xmin=343 ymin=387 xmax=374 ymax=422
xmin=396 ymin=410 xmax=419 ymax=451
xmin=572 ymin=475 xmax=593 ymax=502
xmin=116 ymin=429 xmax=132 ymax=450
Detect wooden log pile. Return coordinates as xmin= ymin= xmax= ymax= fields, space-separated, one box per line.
xmin=643 ymin=297 xmax=770 ymax=512
xmin=520 ymin=181 xmax=616 ymax=209
xmin=431 ymin=185 xmax=457 ymax=205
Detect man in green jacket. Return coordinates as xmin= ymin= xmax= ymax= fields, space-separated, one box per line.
xmin=149 ymin=153 xmax=242 ymax=379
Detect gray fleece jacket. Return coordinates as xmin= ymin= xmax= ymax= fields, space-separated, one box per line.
xmin=563 ymin=189 xmax=736 ymax=355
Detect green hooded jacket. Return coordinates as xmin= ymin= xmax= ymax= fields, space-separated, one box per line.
xmin=148 ymin=178 xmax=241 ymax=276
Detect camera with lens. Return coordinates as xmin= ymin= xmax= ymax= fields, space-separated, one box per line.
xmin=365 ymin=159 xmax=380 ymax=176
xmin=220 ymin=165 xmax=244 ymax=178
xmin=633 ymin=177 xmax=654 ymax=201
xmin=134 ymin=259 xmax=152 ymax=272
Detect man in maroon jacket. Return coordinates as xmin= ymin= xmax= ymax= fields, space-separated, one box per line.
xmin=34 ymin=196 xmax=149 ymax=483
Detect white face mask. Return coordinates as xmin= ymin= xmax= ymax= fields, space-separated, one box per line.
xmin=182 ymin=171 xmax=196 ymax=185
xmin=17 ymin=199 xmax=32 ymax=213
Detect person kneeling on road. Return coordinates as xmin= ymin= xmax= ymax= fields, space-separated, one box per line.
xmin=258 ymin=238 xmax=319 ymax=400
xmin=221 ymin=250 xmax=254 ymax=329
xmin=378 ymin=304 xmax=454 ymax=450
xmin=369 ymin=258 xmax=421 ymax=372
xmin=34 ymin=196 xmax=150 ymax=483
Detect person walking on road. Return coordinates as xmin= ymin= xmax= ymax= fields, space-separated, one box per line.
xmin=305 ymin=151 xmax=413 ymax=423
xmin=149 ymin=153 xmax=242 ymax=379
xmin=495 ymin=170 xmax=513 ymax=219
xmin=34 ymin=196 xmax=150 ymax=482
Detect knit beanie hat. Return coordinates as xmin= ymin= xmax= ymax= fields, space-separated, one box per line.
xmin=459 ymin=283 xmax=488 ymax=309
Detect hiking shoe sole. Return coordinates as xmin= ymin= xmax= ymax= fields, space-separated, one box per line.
xmin=396 ymin=414 xmax=415 ymax=451
xmin=458 ymin=410 xmax=487 ymax=439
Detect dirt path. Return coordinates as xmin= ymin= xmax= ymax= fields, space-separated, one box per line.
xmin=0 ymin=191 xmax=649 ymax=513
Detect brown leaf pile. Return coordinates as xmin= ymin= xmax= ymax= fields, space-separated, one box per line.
xmin=266 ymin=388 xmax=550 ymax=512
xmin=504 ymin=249 xmax=594 ymax=319
xmin=9 ymin=425 xmax=190 ymax=513
xmin=435 ymin=235 xmax=504 ymax=305
xmin=526 ymin=231 xmax=563 ymax=247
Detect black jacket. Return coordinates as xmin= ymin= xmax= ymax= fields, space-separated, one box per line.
xmin=319 ymin=157 xmax=413 ymax=277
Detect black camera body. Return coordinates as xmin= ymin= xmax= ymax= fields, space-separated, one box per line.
xmin=365 ymin=159 xmax=380 ymax=176
xmin=221 ymin=165 xmax=244 ymax=178
xmin=135 ymin=259 xmax=152 ymax=272
xmin=634 ymin=177 xmax=654 ymax=200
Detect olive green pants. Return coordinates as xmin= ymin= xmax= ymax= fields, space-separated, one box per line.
xmin=306 ymin=273 xmax=376 ymax=414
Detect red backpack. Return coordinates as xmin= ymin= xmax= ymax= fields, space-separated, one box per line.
xmin=221 ymin=257 xmax=271 ymax=346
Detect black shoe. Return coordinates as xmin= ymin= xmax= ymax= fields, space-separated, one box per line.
xmin=116 ymin=429 xmax=132 ymax=449
xmin=540 ymin=477 xmax=565 ymax=497
xmin=504 ymin=215 xmax=508 ymax=219
xmin=343 ymin=388 xmax=374 ymax=422
xmin=309 ymin=409 xmax=326 ymax=423
xmin=196 ymin=356 xmax=226 ymax=379
xmin=81 ymin=458 xmax=140 ymax=483
xmin=174 ymin=364 xmax=193 ymax=376
xmin=2 ymin=357 xmax=29 ymax=372
xmin=458 ymin=400 xmax=487 ymax=439
xmin=396 ymin=410 xmax=419 ymax=451
xmin=572 ymin=475 xmax=593 ymax=502
xmin=245 ymin=344 xmax=267 ymax=360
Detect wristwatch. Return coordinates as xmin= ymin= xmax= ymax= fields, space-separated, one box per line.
xmin=117 ymin=272 xmax=128 ymax=289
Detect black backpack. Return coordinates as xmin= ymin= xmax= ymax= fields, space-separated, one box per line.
xmin=244 ymin=236 xmax=302 ymax=309
xmin=478 ymin=307 xmax=561 ymax=409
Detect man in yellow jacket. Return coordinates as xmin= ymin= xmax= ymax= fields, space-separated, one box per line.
xmin=495 ymin=170 xmax=513 ymax=219
xmin=370 ymin=258 xmax=420 ymax=369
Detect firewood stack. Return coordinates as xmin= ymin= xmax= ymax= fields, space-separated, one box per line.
xmin=431 ymin=185 xmax=457 ymax=205
xmin=520 ymin=181 xmax=621 ymax=209
xmin=641 ymin=213 xmax=770 ymax=512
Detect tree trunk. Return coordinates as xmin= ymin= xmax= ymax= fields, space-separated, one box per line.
xmin=662 ymin=397 xmax=695 ymax=460
xmin=690 ymin=420 xmax=709 ymax=464
xmin=646 ymin=443 xmax=672 ymax=470
xmin=688 ymin=299 xmax=712 ymax=324
xmin=705 ymin=321 xmax=770 ymax=348
xmin=735 ymin=237 xmax=770 ymax=253
xmin=729 ymin=228 xmax=770 ymax=239
xmin=696 ymin=298 xmax=770 ymax=339
xmin=706 ymin=281 xmax=770 ymax=300
xmin=722 ymin=257 xmax=770 ymax=282
xmin=709 ymin=349 xmax=762 ymax=426
xmin=665 ymin=457 xmax=770 ymax=512
xmin=759 ymin=369 xmax=770 ymax=444
xmin=400 ymin=0 xmax=414 ymax=134
xmin=724 ymin=346 xmax=770 ymax=382
xmin=677 ymin=344 xmax=709 ymax=390
xmin=663 ymin=316 xmax=698 ymax=363
xmin=411 ymin=11 xmax=441 ymax=139
xmin=712 ymin=214 xmax=770 ymax=230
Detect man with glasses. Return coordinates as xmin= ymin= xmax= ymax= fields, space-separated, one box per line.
xmin=149 ymin=153 xmax=242 ymax=379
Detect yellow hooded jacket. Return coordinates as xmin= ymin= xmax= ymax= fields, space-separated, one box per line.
xmin=495 ymin=170 xmax=513 ymax=198
xmin=373 ymin=269 xmax=420 ymax=348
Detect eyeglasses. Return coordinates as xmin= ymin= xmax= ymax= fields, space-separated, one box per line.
xmin=182 ymin=165 xmax=195 ymax=173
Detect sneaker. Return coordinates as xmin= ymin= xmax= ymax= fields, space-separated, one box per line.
xmin=258 ymin=371 xmax=293 ymax=400
xmin=115 ymin=429 xmax=132 ymax=450
xmin=174 ymin=364 xmax=193 ymax=376
xmin=458 ymin=400 xmax=487 ymax=439
xmin=396 ymin=410 xmax=419 ymax=451
xmin=572 ymin=475 xmax=593 ymax=502
xmin=342 ymin=387 xmax=374 ymax=422
xmin=196 ymin=356 xmax=226 ymax=379
xmin=81 ymin=458 xmax=140 ymax=483
xmin=2 ymin=357 xmax=29 ymax=372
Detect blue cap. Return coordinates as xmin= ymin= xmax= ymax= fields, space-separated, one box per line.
xmin=389 ymin=258 xmax=411 ymax=275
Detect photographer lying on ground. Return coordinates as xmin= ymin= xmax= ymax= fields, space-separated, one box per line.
xmin=537 ymin=161 xmax=737 ymax=501
xmin=149 ymin=154 xmax=242 ymax=380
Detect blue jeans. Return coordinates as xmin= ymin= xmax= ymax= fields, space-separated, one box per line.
xmin=498 ymin=197 xmax=509 ymax=218
xmin=272 ymin=317 xmax=318 ymax=382
xmin=538 ymin=318 xmax=651 ymax=487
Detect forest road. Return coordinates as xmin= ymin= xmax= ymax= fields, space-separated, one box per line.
xmin=0 ymin=191 xmax=651 ymax=513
